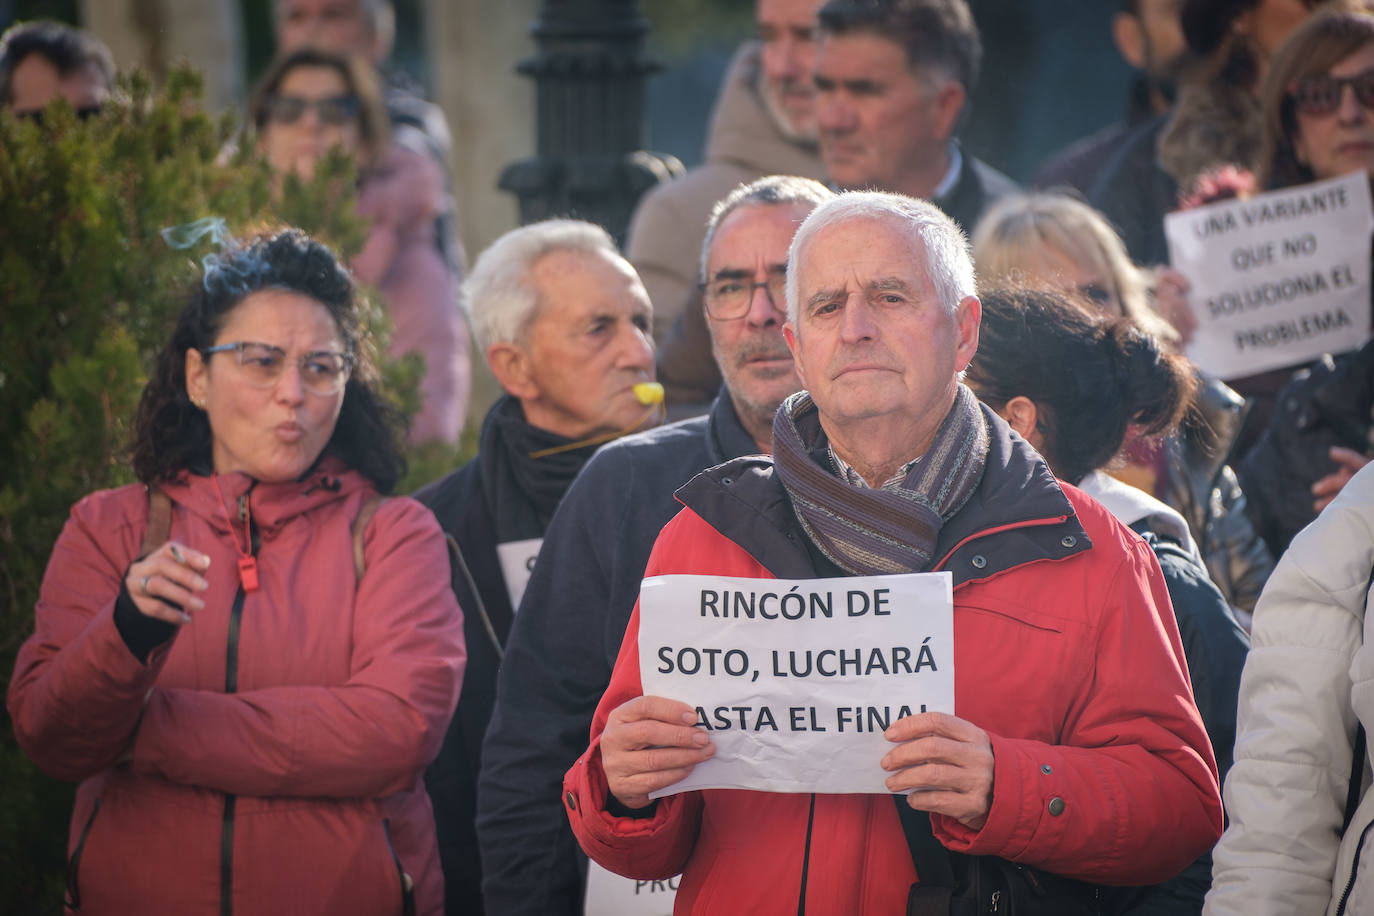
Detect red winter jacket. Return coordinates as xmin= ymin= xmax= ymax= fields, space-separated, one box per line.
xmin=8 ymin=460 xmax=465 ymax=915
xmin=564 ymin=424 xmax=1223 ymax=915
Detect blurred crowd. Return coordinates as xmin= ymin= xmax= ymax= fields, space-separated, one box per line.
xmin=4 ymin=0 xmax=1374 ymax=915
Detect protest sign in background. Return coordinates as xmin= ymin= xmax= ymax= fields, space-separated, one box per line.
xmin=1164 ymin=170 xmax=1372 ymax=379
xmin=638 ymin=572 xmax=955 ymax=798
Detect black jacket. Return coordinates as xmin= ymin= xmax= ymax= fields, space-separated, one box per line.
xmin=1088 ymin=114 xmax=1177 ymax=268
xmin=1116 ymin=527 xmax=1249 ymax=916
xmin=936 ymin=148 xmax=1020 ymax=236
xmin=475 ymin=393 xmax=760 ymax=916
xmin=1239 ymin=338 xmax=1374 ymax=557
xmin=413 ymin=456 xmax=514 ymax=916
xmin=414 ymin=398 xmax=598 ymax=916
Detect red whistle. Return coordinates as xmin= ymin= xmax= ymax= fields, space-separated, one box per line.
xmin=238 ymin=556 xmax=259 ymax=592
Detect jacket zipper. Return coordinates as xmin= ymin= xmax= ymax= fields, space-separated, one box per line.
xmin=65 ymin=797 xmax=102 ymax=911
xmin=1335 ymin=817 xmax=1374 ymax=915
xmin=220 ymin=488 xmax=256 ymax=916
xmin=796 ymin=793 xmax=816 ymax=915
xmin=382 ymin=818 xmax=416 ymax=916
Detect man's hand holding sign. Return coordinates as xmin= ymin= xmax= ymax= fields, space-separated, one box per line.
xmin=881 ymin=710 xmax=995 ymax=831
xmin=602 ymin=697 xmax=715 ymax=812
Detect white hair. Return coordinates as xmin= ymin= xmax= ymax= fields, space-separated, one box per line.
xmin=464 ymin=219 xmax=624 ymax=353
xmin=785 ymin=191 xmax=976 ymax=325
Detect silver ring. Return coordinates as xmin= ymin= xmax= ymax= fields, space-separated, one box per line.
xmin=140 ymin=575 xmax=151 ymax=595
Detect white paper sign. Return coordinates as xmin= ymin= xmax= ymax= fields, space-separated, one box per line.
xmin=638 ymin=572 xmax=955 ymax=798
xmin=584 ymin=862 xmax=678 ymax=916
xmin=496 ymin=537 xmax=542 ymax=610
xmin=1164 ymin=170 xmax=1373 ymax=379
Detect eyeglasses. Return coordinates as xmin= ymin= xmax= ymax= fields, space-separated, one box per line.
xmin=701 ymin=270 xmax=788 ymax=320
xmin=15 ymin=104 xmax=103 ymax=124
xmin=264 ymin=93 xmax=361 ymax=127
xmin=1288 ymin=68 xmax=1374 ymax=116
xmin=202 ymin=341 xmax=354 ymax=395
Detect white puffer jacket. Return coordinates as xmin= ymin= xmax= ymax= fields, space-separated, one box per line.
xmin=1205 ymin=461 xmax=1374 ymax=916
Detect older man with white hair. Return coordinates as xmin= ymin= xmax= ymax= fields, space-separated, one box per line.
xmin=562 ymin=191 xmax=1222 ymax=912
xmin=415 ymin=219 xmax=656 ymax=915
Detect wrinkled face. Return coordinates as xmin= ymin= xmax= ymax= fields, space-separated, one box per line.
xmin=276 ymin=0 xmax=376 ymax=59
xmin=185 ymin=289 xmax=347 ymax=483
xmin=1294 ymin=43 xmax=1374 ymax=182
xmin=1002 ymin=243 xmax=1125 ymax=319
xmin=704 ymin=202 xmax=811 ymax=440
xmin=814 ymin=32 xmax=949 ymax=195
xmin=9 ymin=53 xmax=108 ymax=115
xmin=757 ymin=0 xmax=822 ymax=139
xmin=784 ymin=215 xmax=979 ymax=444
xmin=258 ymin=64 xmax=362 ymax=182
xmin=511 ymin=248 xmax=656 ymax=440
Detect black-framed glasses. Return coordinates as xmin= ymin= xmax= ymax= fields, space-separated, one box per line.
xmin=264 ymin=93 xmax=361 ymax=127
xmin=701 ymin=270 xmax=788 ymax=320
xmin=15 ymin=103 xmax=104 ymax=124
xmin=202 ymin=341 xmax=354 ymax=395
xmin=1289 ymin=68 xmax=1374 ymax=116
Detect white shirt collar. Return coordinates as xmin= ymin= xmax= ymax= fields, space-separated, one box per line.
xmin=931 ymin=142 xmax=962 ymax=202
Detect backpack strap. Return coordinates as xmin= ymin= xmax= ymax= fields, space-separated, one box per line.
xmin=352 ymin=494 xmax=386 ymax=581
xmin=141 ymin=486 xmax=172 ymax=558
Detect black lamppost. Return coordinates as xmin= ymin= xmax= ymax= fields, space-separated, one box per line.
xmin=499 ymin=0 xmax=682 ymax=244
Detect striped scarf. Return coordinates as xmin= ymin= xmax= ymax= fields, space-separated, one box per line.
xmin=772 ymin=384 xmax=989 ymax=575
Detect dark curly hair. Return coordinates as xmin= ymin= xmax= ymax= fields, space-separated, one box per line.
xmin=130 ymin=227 xmax=406 ymax=492
xmin=965 ymin=287 xmax=1198 ymax=484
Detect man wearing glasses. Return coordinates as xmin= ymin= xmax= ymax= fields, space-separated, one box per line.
xmin=478 ymin=176 xmax=832 ymax=916
xmin=0 ymin=19 xmax=113 ymax=120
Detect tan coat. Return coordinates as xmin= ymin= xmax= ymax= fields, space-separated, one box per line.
xmin=625 ymin=41 xmax=825 ymax=348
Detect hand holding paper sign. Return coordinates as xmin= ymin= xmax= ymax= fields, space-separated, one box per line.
xmin=602 ymin=695 xmax=716 ymax=811
xmin=881 ymin=710 xmax=995 ymax=831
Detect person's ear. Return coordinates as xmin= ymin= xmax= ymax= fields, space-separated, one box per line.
xmin=1112 ymin=12 xmax=1147 ymax=70
xmin=930 ymin=80 xmax=967 ymax=143
xmin=953 ymin=295 xmax=980 ymax=372
xmin=485 ymin=342 xmax=537 ymax=400
xmin=1001 ymin=395 xmax=1042 ymax=445
xmin=185 ymin=348 xmax=209 ymax=408
xmin=783 ymin=320 xmax=809 ymax=389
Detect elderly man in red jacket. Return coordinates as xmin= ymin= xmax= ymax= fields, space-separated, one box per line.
xmin=563 ymin=190 xmax=1223 ymax=914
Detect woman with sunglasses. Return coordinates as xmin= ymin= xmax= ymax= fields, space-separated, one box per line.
xmin=1236 ymin=8 xmax=1374 ymax=560
xmin=6 ymin=228 xmax=465 ymax=915
xmin=972 ymin=191 xmax=1274 ymax=625
xmin=248 ymin=48 xmax=470 ymax=448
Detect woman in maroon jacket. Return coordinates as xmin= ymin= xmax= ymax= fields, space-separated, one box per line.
xmin=7 ymin=228 xmax=465 ymax=915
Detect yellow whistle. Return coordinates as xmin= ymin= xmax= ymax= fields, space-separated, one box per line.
xmin=633 ymin=382 xmax=665 ymax=406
